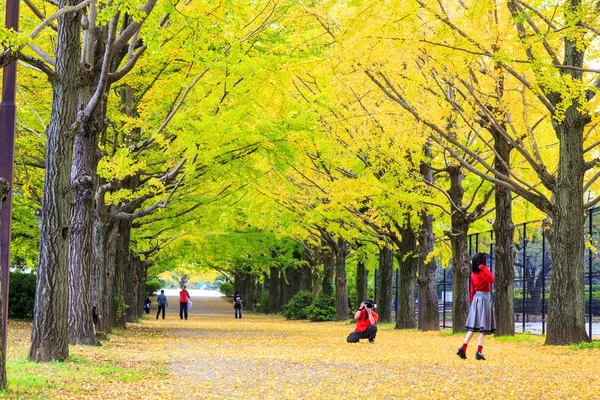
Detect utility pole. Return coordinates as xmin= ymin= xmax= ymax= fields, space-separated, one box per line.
xmin=0 ymin=0 xmax=20 ymax=388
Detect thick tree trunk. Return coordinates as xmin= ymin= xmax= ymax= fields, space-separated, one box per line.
xmin=376 ymin=245 xmax=394 ymax=323
xmin=492 ymin=129 xmax=515 ymax=336
xmin=395 ymin=222 xmax=418 ymax=329
xmin=447 ymin=166 xmax=470 ymax=334
xmin=545 ymin=106 xmax=589 ymax=344
xmin=113 ymin=220 xmax=131 ymax=328
xmin=355 ymin=259 xmax=369 ymax=309
xmin=301 ymin=264 xmax=312 ymax=292
xmin=418 ymin=211 xmax=439 ymax=331
xmin=334 ymin=238 xmax=349 ymax=321
xmin=418 ymin=145 xmax=439 ymax=331
xmin=91 ymin=218 xmax=117 ymax=334
xmin=29 ymin=0 xmax=81 ymax=362
xmin=68 ymin=117 xmax=103 ymax=345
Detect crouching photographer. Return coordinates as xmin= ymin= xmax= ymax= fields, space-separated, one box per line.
xmin=347 ymin=299 xmax=378 ymax=344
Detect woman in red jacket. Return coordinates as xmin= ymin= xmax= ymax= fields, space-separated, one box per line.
xmin=179 ymin=285 xmax=190 ymax=320
xmin=456 ymin=252 xmax=495 ymax=360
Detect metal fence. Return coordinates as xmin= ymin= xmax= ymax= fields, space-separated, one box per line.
xmin=436 ymin=209 xmax=600 ymax=336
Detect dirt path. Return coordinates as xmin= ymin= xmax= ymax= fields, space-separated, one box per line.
xmin=142 ymin=294 xmax=600 ymax=399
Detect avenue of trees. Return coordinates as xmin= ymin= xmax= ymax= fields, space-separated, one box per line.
xmin=0 ymin=0 xmax=599 ymax=385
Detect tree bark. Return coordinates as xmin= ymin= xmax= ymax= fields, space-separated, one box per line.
xmin=395 ymin=220 xmax=418 ymax=329
xmin=447 ymin=166 xmax=471 ymax=334
xmin=333 ymin=238 xmax=349 ymax=321
xmin=91 ymin=218 xmax=117 ymax=334
xmin=113 ymin=219 xmax=131 ymax=328
xmin=492 ymin=127 xmax=515 ymax=336
xmin=29 ymin=0 xmax=82 ymax=362
xmin=418 ymin=210 xmax=439 ymax=331
xmin=321 ymin=242 xmax=334 ymax=297
xmin=268 ymin=266 xmax=279 ymax=314
xmin=376 ymin=245 xmax=394 ymax=323
xmin=355 ymin=259 xmax=368 ymax=310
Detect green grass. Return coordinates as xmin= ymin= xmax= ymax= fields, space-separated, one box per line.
xmin=493 ymin=332 xmax=542 ymax=342
xmin=572 ymin=340 xmax=600 ymax=350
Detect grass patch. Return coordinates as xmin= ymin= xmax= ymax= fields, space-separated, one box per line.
xmin=0 ymin=321 xmax=170 ymax=399
xmin=493 ymin=332 xmax=542 ymax=342
xmin=572 ymin=340 xmax=600 ymax=350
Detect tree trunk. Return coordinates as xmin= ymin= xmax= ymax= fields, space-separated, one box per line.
xmin=29 ymin=0 xmax=81 ymax=361
xmin=447 ymin=166 xmax=470 ymax=334
xmin=545 ymin=98 xmax=589 ymax=344
xmin=321 ymin=243 xmax=334 ymax=297
xmin=355 ymin=259 xmax=369 ymax=310
xmin=376 ymin=245 xmax=394 ymax=323
xmin=113 ymin=219 xmax=131 ymax=328
xmin=301 ymin=264 xmax=312 ymax=292
xmin=268 ymin=266 xmax=279 ymax=314
xmin=68 ymin=116 xmax=103 ymax=345
xmin=418 ymin=210 xmax=439 ymax=331
xmin=492 ymin=128 xmax=515 ymax=336
xmin=334 ymin=238 xmax=349 ymax=321
xmin=395 ymin=221 xmax=418 ymax=329
xmin=91 ymin=218 xmax=117 ymax=334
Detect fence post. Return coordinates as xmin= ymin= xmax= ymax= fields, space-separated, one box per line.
xmin=475 ymin=233 xmax=479 ymax=254
xmin=589 ymin=209 xmax=593 ymax=337
xmin=523 ymin=223 xmax=527 ymax=332
xmin=542 ymin=229 xmax=546 ymax=335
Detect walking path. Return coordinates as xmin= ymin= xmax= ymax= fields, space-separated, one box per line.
xmin=139 ymin=292 xmax=600 ymax=399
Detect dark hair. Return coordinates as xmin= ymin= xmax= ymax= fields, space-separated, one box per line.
xmin=472 ymin=253 xmax=486 ymax=273
xmin=160 ymin=289 xmax=164 ymax=293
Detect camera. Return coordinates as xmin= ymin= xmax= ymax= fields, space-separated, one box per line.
xmin=364 ymin=300 xmax=374 ymax=309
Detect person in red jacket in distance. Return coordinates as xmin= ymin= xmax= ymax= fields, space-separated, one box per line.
xmin=179 ymin=285 xmax=190 ymax=320
xmin=456 ymin=252 xmax=496 ymax=360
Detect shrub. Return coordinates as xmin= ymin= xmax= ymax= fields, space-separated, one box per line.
xmin=145 ymin=280 xmax=162 ymax=297
xmin=219 ymin=282 xmax=234 ymax=297
xmin=305 ymin=295 xmax=336 ymax=322
xmin=9 ymin=271 xmax=36 ymax=319
xmin=283 ymin=291 xmax=313 ymax=320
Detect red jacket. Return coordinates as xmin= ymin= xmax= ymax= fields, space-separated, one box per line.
xmin=354 ymin=309 xmax=379 ymax=332
xmin=470 ymin=265 xmax=494 ymax=303
xmin=179 ymin=289 xmax=190 ymax=303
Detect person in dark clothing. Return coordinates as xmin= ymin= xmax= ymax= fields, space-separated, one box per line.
xmin=144 ymin=297 xmax=151 ymax=314
xmin=347 ymin=299 xmax=378 ymax=344
xmin=456 ymin=252 xmax=495 ymax=360
xmin=156 ymin=290 xmax=168 ymax=319
xmin=233 ymin=291 xmax=243 ymax=319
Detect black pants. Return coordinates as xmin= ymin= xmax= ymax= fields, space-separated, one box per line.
xmin=235 ymin=307 xmax=242 ymax=318
xmin=156 ymin=305 xmax=165 ymax=319
xmin=347 ymin=324 xmax=377 ymax=343
xmin=144 ymin=307 xmax=150 ymax=314
xmin=180 ymin=302 xmax=188 ymax=320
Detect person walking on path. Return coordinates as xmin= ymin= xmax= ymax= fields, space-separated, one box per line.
xmin=179 ymin=285 xmax=190 ymax=320
xmin=347 ymin=299 xmax=378 ymax=344
xmin=457 ymin=252 xmax=496 ymax=360
xmin=144 ymin=297 xmax=151 ymax=314
xmin=233 ymin=291 xmax=243 ymax=319
xmin=156 ymin=290 xmax=168 ymax=319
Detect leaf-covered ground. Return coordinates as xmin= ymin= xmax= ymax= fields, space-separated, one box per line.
xmin=3 ymin=296 xmax=600 ymax=399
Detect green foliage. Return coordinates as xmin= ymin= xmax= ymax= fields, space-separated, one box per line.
xmin=219 ymin=282 xmax=234 ymax=297
xmin=572 ymin=340 xmax=600 ymax=350
xmin=494 ymin=332 xmax=541 ymax=343
xmin=256 ymin=291 xmax=269 ymax=312
xmin=113 ymin=295 xmax=128 ymax=320
xmin=8 ymin=272 xmax=36 ymax=319
xmin=305 ymin=295 xmax=336 ymax=322
xmin=283 ymin=290 xmax=313 ymax=320
xmin=145 ymin=280 xmax=162 ymax=297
